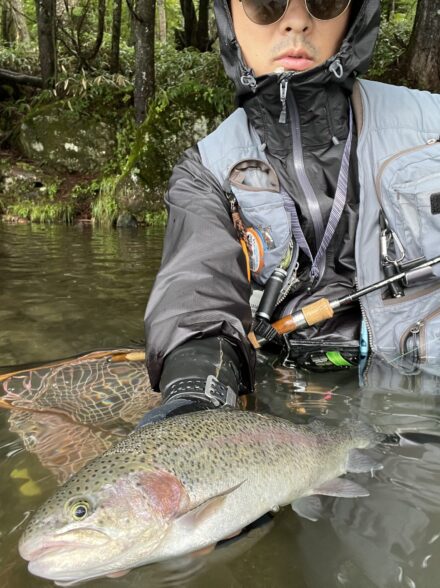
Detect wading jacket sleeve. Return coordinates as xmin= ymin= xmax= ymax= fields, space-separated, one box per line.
xmin=144 ymin=147 xmax=255 ymax=392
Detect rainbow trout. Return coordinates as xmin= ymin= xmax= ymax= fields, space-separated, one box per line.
xmin=19 ymin=410 xmax=380 ymax=586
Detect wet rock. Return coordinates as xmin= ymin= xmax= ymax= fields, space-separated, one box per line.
xmin=116 ymin=212 xmax=138 ymax=228
xmin=17 ymin=103 xmax=117 ymax=174
xmin=0 ymin=157 xmax=60 ymax=202
xmin=114 ymin=172 xmax=146 ymax=215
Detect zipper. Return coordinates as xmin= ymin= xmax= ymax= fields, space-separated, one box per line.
xmin=279 ymin=79 xmax=288 ymax=124
xmin=404 ymin=322 xmax=421 ymax=366
xmin=286 ymin=86 xmax=325 ymax=251
xmin=276 ymin=74 xmax=326 ymax=279
xmin=401 ymin=307 xmax=440 ymax=365
xmin=355 ymin=274 xmax=375 ymax=379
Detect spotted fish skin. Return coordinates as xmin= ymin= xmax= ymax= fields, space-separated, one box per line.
xmin=19 ymin=410 xmax=378 ymax=585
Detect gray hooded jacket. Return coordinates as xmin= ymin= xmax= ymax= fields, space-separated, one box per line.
xmin=144 ymin=0 xmax=382 ymax=390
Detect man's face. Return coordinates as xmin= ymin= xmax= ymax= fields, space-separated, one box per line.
xmin=230 ymin=0 xmax=352 ymax=77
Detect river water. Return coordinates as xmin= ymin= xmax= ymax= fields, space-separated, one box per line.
xmin=1 ymin=223 xmax=440 ymax=588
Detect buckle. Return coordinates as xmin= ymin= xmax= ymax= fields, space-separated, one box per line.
xmin=204 ymin=375 xmax=237 ymax=408
xmin=254 ymin=319 xmax=279 ymax=343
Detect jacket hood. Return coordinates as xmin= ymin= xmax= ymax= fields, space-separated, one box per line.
xmin=214 ymin=0 xmax=381 ymax=98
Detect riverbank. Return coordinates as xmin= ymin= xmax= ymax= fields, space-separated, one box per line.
xmin=0 ymin=47 xmax=234 ymax=227
xmin=0 ymin=148 xmax=167 ymax=227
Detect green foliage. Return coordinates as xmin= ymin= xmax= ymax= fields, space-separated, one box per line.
xmin=6 ymin=201 xmax=75 ymax=223
xmin=163 ymin=0 xmax=184 ymax=40
xmin=369 ymin=12 xmax=414 ymax=79
xmin=2 ymin=0 xmax=236 ymax=224
xmin=91 ymin=176 xmax=119 ymax=225
xmin=0 ymin=43 xmax=40 ymax=74
xmin=98 ymin=36 xmax=136 ymax=74
xmin=1 ymin=42 xmax=235 ymax=223
xmin=123 ymin=45 xmax=234 ymax=195
xmin=145 ymin=210 xmax=168 ymax=226
xmin=155 ymin=44 xmax=234 ymax=114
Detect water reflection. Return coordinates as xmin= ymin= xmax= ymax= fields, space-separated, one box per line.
xmin=1 ymin=224 xmax=440 ymax=587
xmin=0 ymin=223 xmax=163 ymax=365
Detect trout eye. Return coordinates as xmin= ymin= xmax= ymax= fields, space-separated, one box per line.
xmin=70 ymin=500 xmax=91 ymax=521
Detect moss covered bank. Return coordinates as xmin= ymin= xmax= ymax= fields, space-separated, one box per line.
xmin=0 ymin=47 xmax=234 ymax=226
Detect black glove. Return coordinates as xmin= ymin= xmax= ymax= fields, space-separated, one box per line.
xmin=137 ymin=337 xmax=242 ymax=428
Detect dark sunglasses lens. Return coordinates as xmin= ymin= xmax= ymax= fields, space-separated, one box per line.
xmin=306 ymin=0 xmax=351 ymax=20
xmin=241 ymin=0 xmax=288 ymax=25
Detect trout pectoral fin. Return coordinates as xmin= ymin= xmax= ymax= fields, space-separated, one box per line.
xmin=177 ymin=481 xmax=245 ymax=528
xmin=313 ymin=478 xmax=369 ymax=498
xmin=190 ymin=544 xmax=217 ymax=557
xmin=346 ymin=449 xmax=383 ymax=474
xmin=291 ymin=496 xmax=322 ymax=521
xmin=106 ymin=569 xmax=132 ymax=579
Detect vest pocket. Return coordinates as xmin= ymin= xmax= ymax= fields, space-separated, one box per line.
xmin=377 ymin=141 xmax=440 ymax=278
xmin=400 ymin=306 xmax=440 ymax=370
xmin=231 ymin=186 xmax=291 ymax=285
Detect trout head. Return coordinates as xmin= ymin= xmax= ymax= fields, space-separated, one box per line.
xmin=19 ymin=468 xmax=189 ymax=585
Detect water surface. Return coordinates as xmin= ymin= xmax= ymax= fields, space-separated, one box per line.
xmin=0 ymin=223 xmax=162 ymax=365
xmin=1 ymin=223 xmax=440 ymax=588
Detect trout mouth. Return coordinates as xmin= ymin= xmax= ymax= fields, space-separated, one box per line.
xmin=19 ymin=528 xmax=110 ymax=562
xmin=22 ymin=532 xmax=138 ymax=586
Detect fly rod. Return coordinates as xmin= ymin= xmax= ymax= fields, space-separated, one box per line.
xmin=250 ymin=255 xmax=440 ymax=348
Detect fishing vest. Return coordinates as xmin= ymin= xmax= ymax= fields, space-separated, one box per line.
xmin=198 ymin=80 xmax=440 ymax=371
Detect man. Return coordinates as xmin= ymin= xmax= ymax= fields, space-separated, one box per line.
xmin=142 ymin=0 xmax=440 ymax=423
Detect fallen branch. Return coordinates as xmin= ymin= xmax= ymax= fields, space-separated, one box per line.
xmin=0 ymin=68 xmax=43 ymax=88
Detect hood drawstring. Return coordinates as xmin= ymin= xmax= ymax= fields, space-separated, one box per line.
xmin=329 ymin=58 xmax=344 ymax=80
xmin=240 ymin=71 xmax=257 ymax=91
xmin=327 ymin=58 xmax=344 ymax=144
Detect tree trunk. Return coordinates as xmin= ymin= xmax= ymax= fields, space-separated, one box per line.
xmin=156 ymin=0 xmax=166 ymax=42
xmin=110 ymin=0 xmax=122 ymax=72
xmin=1 ymin=0 xmax=30 ymax=44
xmin=82 ymin=0 xmax=106 ymax=62
xmin=179 ymin=0 xmax=197 ymax=48
xmin=127 ymin=0 xmax=156 ymax=124
xmin=175 ymin=0 xmax=213 ymax=51
xmin=34 ymin=0 xmax=57 ymax=87
xmin=401 ymin=0 xmax=440 ymax=92
xmin=196 ymin=0 xmax=210 ymax=51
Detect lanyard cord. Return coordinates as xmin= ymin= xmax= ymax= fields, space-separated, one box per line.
xmin=285 ymin=98 xmax=354 ymax=283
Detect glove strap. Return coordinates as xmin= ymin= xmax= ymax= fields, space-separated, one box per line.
xmin=165 ymin=375 xmax=237 ymax=408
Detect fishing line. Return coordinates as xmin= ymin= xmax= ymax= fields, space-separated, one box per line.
xmin=388 ymin=332 xmax=440 ymax=366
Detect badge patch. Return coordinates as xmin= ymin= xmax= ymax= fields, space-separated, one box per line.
xmin=245 ymin=227 xmax=266 ymax=274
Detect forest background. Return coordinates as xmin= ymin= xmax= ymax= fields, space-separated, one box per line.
xmin=0 ymin=0 xmax=439 ymax=226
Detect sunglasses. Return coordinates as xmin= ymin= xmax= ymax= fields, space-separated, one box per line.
xmin=238 ymin=0 xmax=352 ymax=26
